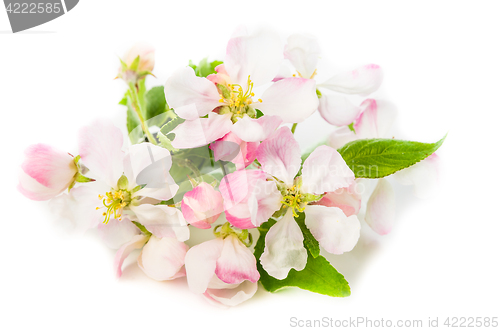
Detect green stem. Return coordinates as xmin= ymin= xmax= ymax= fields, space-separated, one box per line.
xmin=179 ymin=159 xmax=203 ymax=181
xmin=291 ymin=123 xmax=298 ymax=134
xmin=128 ymin=82 xmax=157 ymax=145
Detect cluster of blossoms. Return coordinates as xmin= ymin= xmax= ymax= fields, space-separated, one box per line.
xmin=18 ymin=28 xmax=442 ymax=307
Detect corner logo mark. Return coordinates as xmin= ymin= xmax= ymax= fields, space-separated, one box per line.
xmin=3 ymin=0 xmax=79 ymax=33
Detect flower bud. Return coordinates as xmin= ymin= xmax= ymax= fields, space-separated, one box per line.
xmin=18 ymin=144 xmax=78 ymax=201
xmin=181 ymin=182 xmax=223 ymax=229
xmin=118 ymin=42 xmax=155 ymax=82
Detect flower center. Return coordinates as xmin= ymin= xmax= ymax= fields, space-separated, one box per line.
xmin=217 ymin=75 xmax=262 ymax=122
xmin=293 ymin=69 xmax=318 ymax=80
xmin=281 ymin=185 xmax=306 ymax=217
xmin=97 ymin=189 xmax=132 ymax=224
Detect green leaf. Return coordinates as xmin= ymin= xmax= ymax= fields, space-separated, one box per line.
xmin=144 ymin=86 xmax=168 ymax=124
xmin=294 ymin=212 xmax=320 ymax=258
xmin=254 ymin=219 xmax=350 ymax=297
xmin=160 ymin=116 xmax=185 ymax=135
xmin=126 ymin=100 xmax=143 ymax=144
xmin=338 ymin=135 xmax=446 ymax=178
xmin=189 ymin=58 xmax=223 ymax=77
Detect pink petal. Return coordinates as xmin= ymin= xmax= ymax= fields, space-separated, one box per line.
xmin=185 ymin=238 xmax=224 ymax=294
xmin=164 ymin=67 xmax=222 ymax=120
xmin=209 ymin=131 xmax=258 ymax=170
xmin=354 ymin=99 xmax=397 ymax=139
xmin=224 ymin=28 xmax=283 ymax=88
xmin=304 ymin=205 xmax=360 ymax=254
xmin=204 ymin=279 xmax=258 ymax=307
xmin=319 ymin=64 xmax=383 ymax=95
xmin=259 ymin=78 xmax=319 ymax=123
xmin=171 ymin=113 xmax=233 ymax=149
xmin=114 ymin=234 xmax=148 ymax=278
xmin=260 ymin=209 xmax=307 ymax=279
xmin=284 ymin=33 xmax=321 ymax=79
xmin=219 ymin=170 xmax=282 ymax=229
xmin=256 ymin=127 xmax=301 ymax=186
xmin=318 ymin=93 xmax=362 ymax=126
xmin=393 ymin=153 xmax=440 ymax=199
xmin=313 ymin=183 xmax=361 ymax=217
xmin=365 ymin=178 xmax=395 ymax=235
xmin=98 ymin=218 xmax=140 ymax=250
xmin=78 ymin=119 xmax=124 ymax=188
xmin=215 ymin=235 xmax=260 ymax=284
xmin=19 ymin=144 xmax=77 ymax=199
xmin=122 ymin=42 xmax=155 ymax=72
xmin=18 ymin=169 xmax=66 ymax=201
xmin=138 ymin=235 xmax=189 ymax=281
xmin=301 ymin=145 xmax=354 ymax=195
xmin=181 ymin=182 xmax=224 ymax=229
xmin=231 ymin=115 xmax=283 ymax=143
xmin=130 ymin=204 xmax=189 ymax=242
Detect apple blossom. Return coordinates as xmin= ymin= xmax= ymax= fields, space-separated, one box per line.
xmin=181 ymin=182 xmax=224 ymax=229
xmin=118 ymin=42 xmax=155 ymax=82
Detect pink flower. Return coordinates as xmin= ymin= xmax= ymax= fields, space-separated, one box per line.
xmin=282 ymin=33 xmax=383 ymax=126
xmin=329 ymin=99 xmax=440 ymax=235
xmin=181 ymin=182 xmax=223 ymax=229
xmin=185 ymin=235 xmax=259 ymax=307
xmin=210 ymin=131 xmax=258 ymax=170
xmin=164 ymin=28 xmax=317 ymax=149
xmin=18 ymin=144 xmax=78 ymax=201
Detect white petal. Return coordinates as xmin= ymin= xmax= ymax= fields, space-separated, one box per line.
xmin=354 ymin=99 xmax=397 ymax=139
xmin=225 ymin=28 xmax=283 ymax=87
xmin=205 ymin=280 xmax=258 ymax=307
xmin=130 ymin=204 xmax=189 ymax=242
xmin=114 ymin=234 xmax=148 ymax=278
xmin=318 ymin=93 xmax=361 ymax=126
xmin=304 ymin=205 xmax=360 ymax=254
xmin=98 ymin=218 xmax=140 ymax=250
xmin=319 ymin=64 xmax=383 ymax=95
xmin=259 ymin=78 xmax=319 ymax=123
xmin=256 ymin=127 xmax=301 ymax=186
xmin=171 ymin=113 xmax=233 ymax=149
xmin=138 ymin=236 xmax=189 ymax=281
xmin=393 ymin=153 xmax=440 ymax=199
xmin=328 ymin=126 xmax=357 ymax=150
xmin=185 ymin=238 xmax=224 ymax=294
xmin=284 ymin=33 xmax=321 ymax=79
xmin=260 ymin=209 xmax=307 ymax=279
xmin=231 ymin=115 xmax=282 ymax=143
xmin=215 ymin=235 xmax=260 ymax=284
xmin=365 ymin=178 xmax=395 ymax=235
xmin=78 ymin=119 xmax=124 ymax=187
xmin=164 ymin=66 xmax=221 ymax=120
xmin=301 ymin=145 xmax=355 ymax=195
xmin=313 ymin=183 xmax=362 ymax=217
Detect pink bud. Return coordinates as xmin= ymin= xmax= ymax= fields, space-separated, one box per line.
xmin=18 ymin=144 xmax=78 ymax=201
xmin=122 ymin=42 xmax=155 ymax=72
xmin=181 ymin=182 xmax=223 ymax=229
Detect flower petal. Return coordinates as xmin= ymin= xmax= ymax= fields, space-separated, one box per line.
xmin=319 ymin=64 xmax=383 ymax=95
xmin=78 ymin=119 xmax=124 ymax=187
xmin=138 ymin=235 xmax=189 ymax=281
xmin=18 ymin=169 xmax=65 ymax=201
xmin=393 ymin=153 xmax=440 ymax=199
xmin=181 ymin=182 xmax=223 ymax=229
xmin=185 ymin=238 xmax=224 ymax=294
xmin=328 ymin=126 xmax=357 ymax=150
xmin=313 ymin=183 xmax=361 ymax=217
xmin=301 ymin=145 xmax=354 ymax=195
xmin=260 ymin=209 xmax=307 ymax=279
xmin=231 ymin=115 xmax=282 ymax=143
xmin=164 ymin=66 xmax=221 ymax=120
xmin=256 ymin=127 xmax=301 ymax=186
xmin=130 ymin=204 xmax=189 ymax=242
xmin=215 ymin=235 xmax=260 ymax=284
xmin=224 ymin=28 xmax=283 ymax=87
xmin=354 ymin=99 xmax=397 ymax=139
xmin=98 ymin=218 xmax=140 ymax=250
xmin=365 ymin=178 xmax=395 ymax=235
xmin=171 ymin=113 xmax=233 ymax=149
xmin=219 ymin=170 xmax=282 ymax=229
xmin=304 ymin=205 xmax=360 ymax=254
xmin=114 ymin=234 xmax=148 ymax=278
xmin=204 ymin=279 xmax=258 ymax=307
xmin=318 ymin=93 xmax=361 ymax=126
xmin=209 ymin=131 xmax=258 ymax=170
xmin=284 ymin=33 xmax=321 ymax=79
xmin=259 ymin=78 xmax=319 ymax=123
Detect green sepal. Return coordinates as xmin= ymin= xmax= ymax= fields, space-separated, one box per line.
xmin=338 ymin=135 xmax=446 ymax=178
xmin=129 ymin=55 xmax=141 ymax=72
xmin=74 ymin=173 xmax=95 ymax=183
xmin=347 ymin=122 xmax=355 ymax=133
xmin=254 ymin=219 xmax=351 ymax=297
xmin=132 ymin=221 xmax=152 ymax=236
xmin=189 ymin=58 xmax=224 ymax=77
xmin=255 ymin=109 xmax=264 ymax=118
xmin=316 ymin=88 xmax=322 ymax=98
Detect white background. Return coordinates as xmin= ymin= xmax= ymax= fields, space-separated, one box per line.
xmin=1 ymin=1 xmax=499 ymax=330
